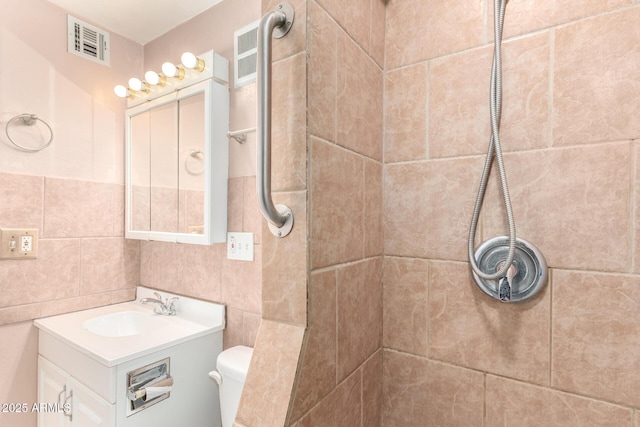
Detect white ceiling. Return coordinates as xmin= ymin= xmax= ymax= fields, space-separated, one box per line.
xmin=47 ymin=0 xmax=224 ymax=44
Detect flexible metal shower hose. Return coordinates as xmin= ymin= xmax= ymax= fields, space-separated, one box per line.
xmin=467 ymin=0 xmax=517 ymax=280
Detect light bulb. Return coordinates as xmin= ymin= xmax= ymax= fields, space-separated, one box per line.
xmin=181 ymin=52 xmax=205 ymax=72
xmin=161 ymin=62 xmax=185 ymax=79
xmin=128 ymin=78 xmax=149 ymax=93
xmin=113 ymin=85 xmax=130 ymax=98
xmin=144 ymin=71 xmax=166 ymax=87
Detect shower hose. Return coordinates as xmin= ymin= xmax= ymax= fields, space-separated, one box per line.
xmin=467 ymin=0 xmax=516 ymax=280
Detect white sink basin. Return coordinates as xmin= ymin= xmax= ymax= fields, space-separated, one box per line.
xmin=83 ymin=310 xmax=169 ymax=337
xmin=34 ymin=287 xmax=225 ymax=367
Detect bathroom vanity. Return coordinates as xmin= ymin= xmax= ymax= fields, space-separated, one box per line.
xmin=34 ymin=287 xmax=225 ymax=427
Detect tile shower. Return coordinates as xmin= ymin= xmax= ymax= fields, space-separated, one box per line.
xmin=286 ymin=0 xmax=640 ymax=426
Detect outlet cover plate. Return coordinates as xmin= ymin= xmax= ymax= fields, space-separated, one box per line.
xmin=227 ymin=232 xmax=254 ymax=261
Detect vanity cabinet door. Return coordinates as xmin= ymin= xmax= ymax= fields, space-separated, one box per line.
xmin=69 ymin=378 xmax=115 ymax=427
xmin=38 ymin=356 xmax=115 ymax=427
xmin=37 ymin=356 xmax=69 ymax=427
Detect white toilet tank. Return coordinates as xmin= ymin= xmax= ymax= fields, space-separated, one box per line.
xmin=209 ymin=345 xmax=253 ymax=427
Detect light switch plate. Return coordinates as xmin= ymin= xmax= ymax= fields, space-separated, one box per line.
xmin=0 ymin=228 xmax=39 ymax=259
xmin=227 ymin=232 xmax=254 ymax=261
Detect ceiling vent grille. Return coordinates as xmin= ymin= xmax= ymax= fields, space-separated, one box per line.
xmin=234 ymin=20 xmax=259 ymax=88
xmin=67 ymin=15 xmax=110 ymax=66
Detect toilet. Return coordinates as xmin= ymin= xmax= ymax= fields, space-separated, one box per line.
xmin=209 ymin=345 xmax=253 ymax=427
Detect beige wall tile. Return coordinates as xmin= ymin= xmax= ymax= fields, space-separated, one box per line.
xmin=430 ymin=32 xmax=550 ymax=158
xmin=364 ymin=159 xmax=383 ymax=257
xmin=552 ymin=270 xmax=640 ymax=407
xmin=362 ymin=349 xmax=382 ymax=427
xmin=383 ymin=256 xmax=429 ymax=356
xmin=110 ymin=288 xmax=136 ymax=304
xmin=369 ymin=0 xmax=386 ymax=68
xmin=0 ymin=304 xmax=42 ymax=326
xmin=635 ymin=142 xmax=640 ymax=273
xmin=225 ymin=309 xmax=262 ymax=352
xmin=383 ymin=350 xmax=484 ymax=427
xmin=430 ymin=261 xmax=550 ymax=385
xmin=242 ymin=311 xmax=261 ymax=347
xmin=495 ymin=0 xmax=633 ymax=39
xmin=486 ymin=375 xmax=633 ymax=427
xmin=311 ymin=139 xmax=364 ymax=269
xmin=553 ymin=7 xmax=640 ymax=146
xmin=224 ymin=307 xmax=243 ymax=350
xmin=298 ymin=368 xmax=361 ymax=427
xmin=337 ymin=32 xmax=383 ymax=161
xmin=385 ymin=0 xmax=483 ymax=69
xmin=227 ymin=177 xmax=244 ymax=232
xmin=317 ymin=0 xmax=371 ymax=53
xmin=262 ymin=191 xmax=306 ymax=325
xmin=0 ymin=172 xmax=43 ymax=230
xmin=180 ymin=243 xmax=224 ymax=303
xmin=236 ymin=320 xmax=304 ymax=427
xmin=483 ymin=143 xmax=631 ymax=272
xmin=384 ymin=156 xmax=483 ymax=261
xmin=384 ymin=63 xmax=428 ymax=163
xmin=44 ymin=178 xmax=119 ymax=238
xmin=39 ymin=293 xmax=112 ymax=318
xmin=336 ymin=257 xmax=382 ymax=381
xmin=143 ymin=241 xmax=184 ymax=293
xmin=113 ymin=184 xmax=125 ymax=236
xmin=242 ymin=176 xmax=262 ymax=245
xmin=0 ymin=239 xmax=80 ymax=307
xmin=272 ymin=53 xmax=307 ymax=192
xmin=80 ymin=238 xmax=139 ymax=295
xmin=309 ymin=1 xmax=338 ymax=143
xmin=221 ymin=250 xmax=262 ymax=315
xmin=290 ymin=269 xmax=337 ymax=421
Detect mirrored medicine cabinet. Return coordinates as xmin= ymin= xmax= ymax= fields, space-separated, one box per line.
xmin=125 ymin=51 xmax=230 ymax=245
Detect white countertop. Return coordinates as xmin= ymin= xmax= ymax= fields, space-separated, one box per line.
xmin=34 ymin=287 xmax=225 ymax=367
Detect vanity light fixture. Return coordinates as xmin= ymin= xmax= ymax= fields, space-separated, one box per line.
xmin=144 ymin=71 xmax=167 ymax=87
xmin=162 ymin=62 xmax=185 ymax=80
xmin=128 ymin=78 xmax=150 ymax=93
xmin=181 ymin=52 xmax=205 ymax=72
xmin=114 ymin=84 xmax=135 ymax=99
xmin=113 ymin=50 xmax=225 ymax=105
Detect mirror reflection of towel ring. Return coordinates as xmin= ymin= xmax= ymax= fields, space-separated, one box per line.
xmin=185 ymin=149 xmax=205 ymax=175
xmin=5 ymin=113 xmax=54 ymax=152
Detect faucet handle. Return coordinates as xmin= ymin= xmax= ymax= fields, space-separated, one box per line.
xmin=153 ymin=291 xmax=163 ymax=300
xmin=498 ymin=264 xmax=516 ymax=302
xmin=166 ymin=297 xmax=179 ymax=315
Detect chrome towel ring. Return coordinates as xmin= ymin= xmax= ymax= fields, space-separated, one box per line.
xmin=184 ymin=149 xmax=205 ymax=175
xmin=5 ymin=113 xmax=53 ymax=152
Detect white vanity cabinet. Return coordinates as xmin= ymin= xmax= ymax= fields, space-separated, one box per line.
xmin=38 ymin=356 xmax=114 ymax=427
xmin=34 ymin=287 xmax=225 ymax=427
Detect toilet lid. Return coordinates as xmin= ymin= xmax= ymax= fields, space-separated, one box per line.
xmin=216 ymin=345 xmax=253 ymax=381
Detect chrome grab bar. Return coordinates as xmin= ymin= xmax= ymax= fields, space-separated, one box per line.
xmin=257 ymin=3 xmax=295 ymax=238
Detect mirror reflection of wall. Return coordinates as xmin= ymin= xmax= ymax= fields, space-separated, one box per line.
xmin=179 ymin=93 xmax=206 ymax=234
xmin=149 ymin=101 xmax=179 ymax=233
xmin=130 ymin=93 xmax=207 ymax=235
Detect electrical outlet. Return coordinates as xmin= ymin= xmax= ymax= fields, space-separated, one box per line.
xmin=226 ymin=232 xmax=254 ymax=261
xmin=0 ymin=228 xmax=39 ymax=260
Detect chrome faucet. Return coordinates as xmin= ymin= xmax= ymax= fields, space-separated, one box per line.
xmin=140 ymin=292 xmax=179 ymax=316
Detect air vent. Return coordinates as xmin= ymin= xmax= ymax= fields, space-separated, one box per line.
xmin=67 ymin=15 xmax=110 ymax=66
xmin=234 ymin=20 xmax=259 ymax=88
